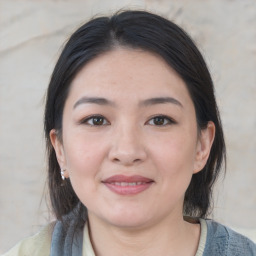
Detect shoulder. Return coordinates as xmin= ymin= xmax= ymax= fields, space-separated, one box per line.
xmin=204 ymin=219 xmax=256 ymax=255
xmin=2 ymin=222 xmax=55 ymax=256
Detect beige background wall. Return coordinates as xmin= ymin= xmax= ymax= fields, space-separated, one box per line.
xmin=0 ymin=0 xmax=255 ymax=253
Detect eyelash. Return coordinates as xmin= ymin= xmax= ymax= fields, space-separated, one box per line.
xmin=80 ymin=115 xmax=109 ymax=126
xmin=80 ymin=114 xmax=176 ymax=127
xmin=146 ymin=115 xmax=176 ymax=126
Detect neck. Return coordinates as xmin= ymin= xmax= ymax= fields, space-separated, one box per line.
xmin=87 ymin=213 xmax=200 ymax=256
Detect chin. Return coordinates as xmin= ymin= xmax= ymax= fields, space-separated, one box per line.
xmin=103 ymin=211 xmax=153 ymax=230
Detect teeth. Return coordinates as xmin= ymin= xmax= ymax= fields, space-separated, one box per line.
xmin=111 ymin=182 xmax=145 ymax=186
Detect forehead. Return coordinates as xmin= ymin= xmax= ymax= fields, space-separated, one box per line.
xmin=67 ymin=48 xmax=192 ymax=106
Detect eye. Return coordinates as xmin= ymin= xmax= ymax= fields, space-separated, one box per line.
xmin=147 ymin=115 xmax=176 ymax=126
xmin=81 ymin=115 xmax=109 ymax=126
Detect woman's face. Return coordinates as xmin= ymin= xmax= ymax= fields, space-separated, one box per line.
xmin=51 ymin=48 xmax=214 ymax=229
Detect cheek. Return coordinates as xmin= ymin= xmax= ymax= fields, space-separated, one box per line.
xmin=152 ymin=131 xmax=197 ymax=169
xmin=63 ymin=131 xmax=107 ymax=178
xmin=62 ymin=133 xmax=107 ymax=205
xmin=150 ymin=129 xmax=198 ymax=190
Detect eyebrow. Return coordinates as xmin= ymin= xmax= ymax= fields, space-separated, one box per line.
xmin=73 ymin=97 xmax=116 ymax=109
xmin=139 ymin=97 xmax=183 ymax=108
xmin=73 ymin=96 xmax=183 ymax=109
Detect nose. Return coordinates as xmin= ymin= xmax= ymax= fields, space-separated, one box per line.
xmin=108 ymin=125 xmax=147 ymax=166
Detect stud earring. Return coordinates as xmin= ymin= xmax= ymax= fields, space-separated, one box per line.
xmin=60 ymin=169 xmax=66 ymax=180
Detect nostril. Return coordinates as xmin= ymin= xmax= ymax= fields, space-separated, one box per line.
xmin=108 ymin=142 xmax=147 ymax=165
xmin=112 ymin=157 xmax=142 ymax=165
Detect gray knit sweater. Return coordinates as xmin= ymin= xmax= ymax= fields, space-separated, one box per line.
xmin=50 ymin=218 xmax=256 ymax=256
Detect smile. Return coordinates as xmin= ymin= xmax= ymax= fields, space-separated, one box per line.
xmin=102 ymin=175 xmax=154 ymax=195
xmin=109 ymin=182 xmax=147 ymax=186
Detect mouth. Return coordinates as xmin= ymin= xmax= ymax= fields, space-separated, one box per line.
xmin=102 ymin=175 xmax=154 ymax=195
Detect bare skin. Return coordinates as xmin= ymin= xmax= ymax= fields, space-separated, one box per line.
xmin=88 ymin=209 xmax=201 ymax=256
xmin=51 ymin=48 xmax=215 ymax=255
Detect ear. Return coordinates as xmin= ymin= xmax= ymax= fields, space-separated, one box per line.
xmin=50 ymin=129 xmax=69 ymax=179
xmin=193 ymin=121 xmax=215 ymax=174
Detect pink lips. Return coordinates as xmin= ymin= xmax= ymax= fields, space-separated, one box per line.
xmin=102 ymin=175 xmax=154 ymax=195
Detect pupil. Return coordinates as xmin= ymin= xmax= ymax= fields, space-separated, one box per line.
xmin=93 ymin=117 xmax=103 ymax=125
xmin=154 ymin=117 xmax=164 ymax=125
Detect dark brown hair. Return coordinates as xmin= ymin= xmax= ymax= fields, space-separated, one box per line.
xmin=44 ymin=10 xmax=226 ymax=227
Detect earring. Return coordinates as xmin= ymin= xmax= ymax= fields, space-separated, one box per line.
xmin=60 ymin=169 xmax=66 ymax=180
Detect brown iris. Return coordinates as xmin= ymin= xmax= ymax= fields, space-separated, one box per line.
xmin=153 ymin=116 xmax=165 ymax=125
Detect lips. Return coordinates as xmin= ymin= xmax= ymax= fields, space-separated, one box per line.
xmin=102 ymin=175 xmax=154 ymax=195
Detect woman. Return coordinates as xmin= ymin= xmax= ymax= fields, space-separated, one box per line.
xmin=3 ymin=10 xmax=256 ymax=256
